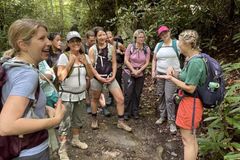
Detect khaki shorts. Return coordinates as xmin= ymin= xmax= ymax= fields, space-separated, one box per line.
xmin=58 ymin=101 xmax=85 ymax=136
xmin=90 ymin=78 xmax=120 ymax=92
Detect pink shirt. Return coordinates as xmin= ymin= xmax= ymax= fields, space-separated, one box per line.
xmin=124 ymin=43 xmax=151 ymax=76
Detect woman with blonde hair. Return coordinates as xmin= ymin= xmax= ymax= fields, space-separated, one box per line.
xmin=0 ymin=18 xmax=65 ymax=160
xmin=123 ymin=29 xmax=151 ymax=120
xmin=158 ymin=29 xmax=206 ymax=160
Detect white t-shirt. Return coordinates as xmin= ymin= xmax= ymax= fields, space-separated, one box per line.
xmin=57 ymin=53 xmax=90 ymax=102
xmin=154 ymin=40 xmax=181 ymax=73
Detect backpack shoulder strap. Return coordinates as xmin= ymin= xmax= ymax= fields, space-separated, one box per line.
xmin=92 ymin=44 xmax=98 ymax=67
xmin=63 ymin=52 xmax=74 ymax=78
xmin=156 ymin=41 xmax=164 ymax=54
xmin=130 ymin=43 xmax=136 ymax=55
xmin=172 ymin=39 xmax=179 ymax=58
xmin=107 ymin=43 xmax=113 ymax=60
xmin=143 ymin=43 xmax=148 ymax=55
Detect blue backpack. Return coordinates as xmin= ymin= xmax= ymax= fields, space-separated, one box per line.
xmin=156 ymin=39 xmax=185 ymax=69
xmin=196 ymin=53 xmax=225 ymax=108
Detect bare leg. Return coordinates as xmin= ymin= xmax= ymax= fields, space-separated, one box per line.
xmin=180 ymin=128 xmax=198 ymax=160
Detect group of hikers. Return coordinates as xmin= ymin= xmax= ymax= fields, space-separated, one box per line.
xmin=0 ymin=18 xmax=208 ymax=160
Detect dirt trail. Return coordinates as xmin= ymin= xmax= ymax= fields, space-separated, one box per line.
xmin=53 ymin=75 xmax=183 ymax=160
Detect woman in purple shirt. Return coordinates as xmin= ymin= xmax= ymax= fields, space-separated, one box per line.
xmin=123 ymin=29 xmax=151 ymax=120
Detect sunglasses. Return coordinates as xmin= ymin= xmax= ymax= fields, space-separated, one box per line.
xmin=69 ymin=38 xmax=81 ymax=43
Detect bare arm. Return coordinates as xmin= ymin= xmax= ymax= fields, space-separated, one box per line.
xmin=157 ymin=75 xmax=196 ymax=93
xmin=137 ymin=49 xmax=151 ymax=74
xmin=152 ymin=52 xmax=157 ymax=78
xmin=124 ymin=46 xmax=136 ymax=74
xmin=57 ymin=54 xmax=75 ymax=82
xmin=0 ymin=96 xmax=64 ymax=136
xmin=111 ymin=47 xmax=117 ymax=78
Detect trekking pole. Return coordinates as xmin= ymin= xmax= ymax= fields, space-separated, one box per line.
xmin=191 ymin=93 xmax=197 ymax=135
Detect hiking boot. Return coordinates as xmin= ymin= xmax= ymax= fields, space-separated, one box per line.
xmin=117 ymin=121 xmax=132 ymax=132
xmin=71 ymin=139 xmax=88 ymax=150
xmin=102 ymin=107 xmax=111 ymax=117
xmin=86 ymin=106 xmax=92 ymax=114
xmin=169 ymin=121 xmax=177 ymax=133
xmin=91 ymin=118 xmax=99 ymax=129
xmin=155 ymin=118 xmax=165 ymax=125
xmin=58 ymin=142 xmax=69 ymax=160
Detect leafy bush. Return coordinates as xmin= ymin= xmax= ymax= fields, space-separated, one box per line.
xmin=199 ymin=61 xmax=240 ymax=160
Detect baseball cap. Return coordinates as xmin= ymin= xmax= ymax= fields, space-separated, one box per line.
xmin=66 ymin=31 xmax=81 ymax=41
xmin=157 ymin=26 xmax=170 ymax=36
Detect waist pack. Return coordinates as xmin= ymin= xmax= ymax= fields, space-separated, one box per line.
xmin=0 ymin=130 xmax=48 ymax=160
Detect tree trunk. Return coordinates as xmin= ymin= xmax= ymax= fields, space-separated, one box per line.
xmin=50 ymin=0 xmax=54 ymax=15
xmin=59 ymin=0 xmax=64 ymax=33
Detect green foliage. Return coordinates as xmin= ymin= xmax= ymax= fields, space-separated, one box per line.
xmin=199 ymin=61 xmax=240 ymax=159
xmin=232 ymin=32 xmax=240 ymax=43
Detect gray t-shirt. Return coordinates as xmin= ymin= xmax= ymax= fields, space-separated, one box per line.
xmin=1 ymin=62 xmax=48 ymax=157
xmin=154 ymin=40 xmax=181 ymax=73
xmin=57 ymin=53 xmax=90 ymax=102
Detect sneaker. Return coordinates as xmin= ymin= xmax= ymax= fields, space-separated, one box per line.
xmin=169 ymin=123 xmax=177 ymax=133
xmin=102 ymin=107 xmax=111 ymax=117
xmin=91 ymin=118 xmax=99 ymax=129
xmin=155 ymin=118 xmax=165 ymax=125
xmin=133 ymin=113 xmax=140 ymax=119
xmin=117 ymin=121 xmax=132 ymax=132
xmin=58 ymin=150 xmax=69 ymax=160
xmin=71 ymin=139 xmax=88 ymax=150
xmin=86 ymin=106 xmax=92 ymax=114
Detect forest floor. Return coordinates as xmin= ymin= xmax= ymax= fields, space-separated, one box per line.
xmin=53 ymin=74 xmax=184 ymax=160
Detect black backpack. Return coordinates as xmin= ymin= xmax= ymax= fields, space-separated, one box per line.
xmin=115 ymin=41 xmax=124 ymax=64
xmin=93 ymin=43 xmax=113 ymax=78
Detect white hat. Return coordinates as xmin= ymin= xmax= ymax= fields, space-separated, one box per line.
xmin=66 ymin=31 xmax=81 ymax=41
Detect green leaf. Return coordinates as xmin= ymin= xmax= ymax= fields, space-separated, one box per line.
xmin=229 ymin=107 xmax=240 ymax=114
xmin=231 ymin=142 xmax=240 ymax=150
xmin=224 ymin=152 xmax=240 ymax=160
xmin=226 ymin=117 xmax=240 ymax=129
xmin=204 ymin=116 xmax=219 ymax=122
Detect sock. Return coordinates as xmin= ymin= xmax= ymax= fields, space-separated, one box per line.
xmin=72 ymin=134 xmax=79 ymax=141
xmin=92 ymin=113 xmax=97 ymax=117
xmin=118 ymin=115 xmax=124 ymax=121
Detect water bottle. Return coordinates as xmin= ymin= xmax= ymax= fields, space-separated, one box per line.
xmin=208 ymin=82 xmax=220 ymax=92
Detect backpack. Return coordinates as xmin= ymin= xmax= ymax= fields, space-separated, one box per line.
xmin=93 ymin=43 xmax=113 ymax=78
xmin=63 ymin=52 xmax=94 ymax=80
xmin=194 ymin=53 xmax=225 ymax=108
xmin=0 ymin=59 xmax=48 ymax=159
xmin=130 ymin=43 xmax=148 ymax=56
xmin=114 ymin=36 xmax=124 ymax=64
xmin=156 ymin=39 xmax=185 ymax=69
